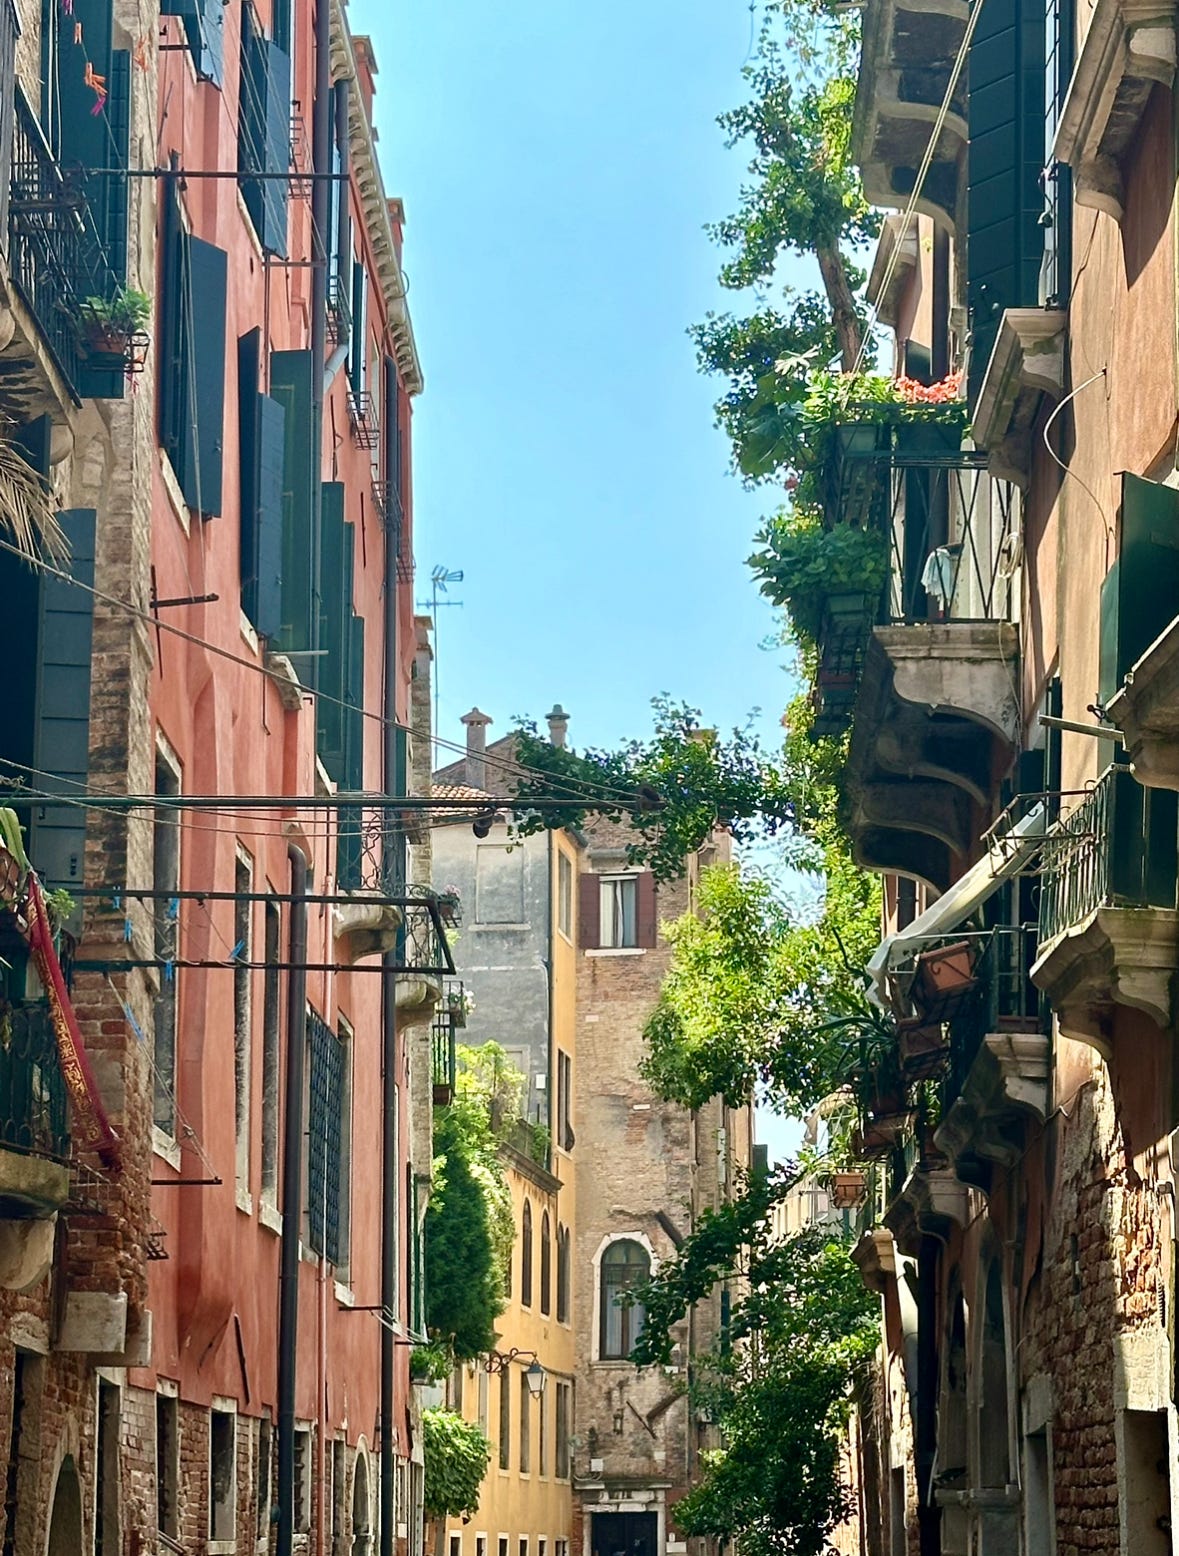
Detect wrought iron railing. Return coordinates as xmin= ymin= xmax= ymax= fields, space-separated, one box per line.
xmin=0 ymin=0 xmax=17 ymax=243
xmin=0 ymin=1002 xmax=70 ymax=1162
xmin=7 ymin=91 xmax=89 ymax=393
xmin=347 ymin=388 xmax=379 ymax=450
xmin=1038 ymin=766 xmax=1179 ymax=946
xmin=326 ymin=269 xmax=351 ymax=346
xmin=431 ymin=1006 xmax=457 ymax=1104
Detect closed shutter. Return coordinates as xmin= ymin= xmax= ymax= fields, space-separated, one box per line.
xmin=255 ymin=395 xmax=286 ymax=641
xmin=635 ymin=871 xmax=658 ymax=948
xmin=237 ymin=329 xmax=261 ymax=617
xmin=316 ymin=483 xmax=350 ymax=781
xmin=966 ymin=0 xmax=1045 ymax=401
xmin=349 ymin=262 xmax=367 ymax=396
xmin=161 ymin=0 xmax=225 ymax=87
xmin=239 ymin=19 xmax=291 ymax=258
xmin=1099 ymin=474 xmax=1179 ymax=701
xmin=268 ymin=350 xmax=316 ymax=653
xmin=48 ymin=0 xmax=112 ymax=167
xmin=32 ymin=509 xmax=96 ymax=896
xmin=0 ymin=0 xmax=15 ymax=241
xmin=1040 ymin=0 xmax=1074 ymax=304
xmin=159 ymin=204 xmax=227 ymax=515
xmin=578 ymin=874 xmax=599 ymax=949
xmin=337 ymin=613 xmax=366 ymax=888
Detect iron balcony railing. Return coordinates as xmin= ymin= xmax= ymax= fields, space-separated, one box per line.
xmin=0 ymin=1002 xmax=70 ymax=1163
xmin=1038 ymin=765 xmax=1179 ymax=946
xmin=431 ymin=1003 xmax=458 ymax=1104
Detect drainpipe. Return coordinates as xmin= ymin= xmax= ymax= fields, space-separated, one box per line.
xmin=380 ymin=448 xmax=405 ymax=1556
xmin=277 ymin=843 xmax=309 ymax=1556
xmin=309 ymin=0 xmax=332 ymax=671
xmin=916 ymin=1236 xmax=941 ymax=1556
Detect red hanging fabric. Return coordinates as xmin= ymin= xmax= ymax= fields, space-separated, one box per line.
xmin=24 ymin=877 xmax=121 ymax=1172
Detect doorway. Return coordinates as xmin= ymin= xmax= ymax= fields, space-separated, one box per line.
xmin=590 ymin=1512 xmax=658 ymax=1556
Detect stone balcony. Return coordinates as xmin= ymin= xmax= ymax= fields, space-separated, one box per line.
xmin=1106 ymin=615 xmax=1179 ymax=788
xmin=1031 ymin=765 xmax=1179 ymax=1051
xmin=852 ymin=0 xmax=968 ymax=228
xmin=884 ymin=1164 xmax=968 ymax=1256
xmin=971 ymin=309 xmax=1068 ymax=487
xmin=1052 ymin=0 xmax=1178 ymax=222
xmin=935 ymin=1033 xmax=1050 ymax=1190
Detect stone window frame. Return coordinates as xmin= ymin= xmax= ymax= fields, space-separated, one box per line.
xmin=208 ymin=1396 xmax=238 ymax=1554
xmin=591 ymin=1231 xmax=658 ymax=1365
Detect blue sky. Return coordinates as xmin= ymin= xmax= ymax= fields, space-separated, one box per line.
xmin=361 ymin=0 xmax=804 ymax=1160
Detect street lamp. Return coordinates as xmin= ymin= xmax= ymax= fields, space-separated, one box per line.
xmin=525 ymin=1359 xmax=546 ymax=1397
xmin=482 ymin=1348 xmax=546 ymax=1395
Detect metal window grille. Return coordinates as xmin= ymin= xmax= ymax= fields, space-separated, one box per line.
xmin=307 ymin=1011 xmax=344 ymax=1265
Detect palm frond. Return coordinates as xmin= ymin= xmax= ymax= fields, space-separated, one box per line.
xmin=0 ymin=440 xmax=68 ymax=563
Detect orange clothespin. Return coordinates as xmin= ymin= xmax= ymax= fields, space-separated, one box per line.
xmin=133 ymin=34 xmax=150 ymax=71
xmin=83 ymin=59 xmax=107 ymax=111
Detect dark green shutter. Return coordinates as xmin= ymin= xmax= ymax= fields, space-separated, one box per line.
xmin=179 ymin=236 xmax=227 ymax=515
xmin=239 ymin=16 xmax=291 ymax=258
xmin=0 ymin=0 xmax=15 ymax=241
xmin=349 ymin=263 xmax=367 ymax=395
xmin=317 ymin=483 xmax=351 ymax=780
xmin=255 ymin=395 xmax=286 ymax=640
xmin=46 ymin=0 xmax=111 ymax=167
xmin=161 ymin=0 xmax=225 ymax=86
xmin=1100 ymin=474 xmax=1179 ymax=701
xmin=32 ymin=509 xmax=95 ymax=895
xmin=268 ymin=350 xmax=316 ymax=653
xmin=75 ymin=50 xmax=131 ymax=400
xmin=967 ymin=0 xmax=1045 ymax=401
xmin=238 ymin=329 xmax=261 ymax=619
xmin=1040 ymin=0 xmax=1074 ymax=304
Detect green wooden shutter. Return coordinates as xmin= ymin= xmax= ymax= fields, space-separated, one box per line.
xmin=1040 ymin=0 xmax=1074 ymax=305
xmin=349 ymin=262 xmax=367 ymax=395
xmin=268 ymin=349 xmax=316 ymax=652
xmin=255 ymin=394 xmax=286 ymax=641
xmin=32 ymin=509 xmax=95 ymax=897
xmin=238 ymin=329 xmax=261 ymax=620
xmin=317 ymin=483 xmax=351 ymax=781
xmin=179 ymin=236 xmax=227 ymax=515
xmin=1100 ymin=475 xmax=1179 ymax=701
xmin=337 ymin=612 xmax=366 ymax=888
xmin=161 ymin=0 xmax=225 ymax=86
xmin=967 ymin=0 xmax=1046 ymax=401
xmin=239 ymin=16 xmax=291 ymax=257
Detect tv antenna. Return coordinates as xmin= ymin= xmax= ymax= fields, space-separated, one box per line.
xmin=417 ymin=565 xmax=464 ymax=744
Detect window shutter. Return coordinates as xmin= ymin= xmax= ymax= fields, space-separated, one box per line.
xmin=349 ymin=262 xmax=367 ymax=395
xmin=578 ymin=874 xmax=599 ymax=949
xmin=337 ymin=613 xmax=366 ymax=889
xmin=162 ymin=0 xmax=225 ymax=86
xmin=268 ymin=350 xmax=316 ymax=652
xmin=0 ymin=0 xmax=14 ymax=241
xmin=237 ymin=329 xmax=260 ymax=615
xmin=50 ymin=0 xmax=112 ymax=169
xmin=239 ymin=20 xmax=291 ymax=257
xmin=182 ymin=236 xmax=227 ymax=515
xmin=32 ymin=509 xmax=95 ymax=894
xmin=635 ymin=871 xmax=658 ymax=948
xmin=966 ymin=0 xmax=1045 ymax=402
xmin=255 ymin=394 xmax=286 ymax=640
xmin=1100 ymin=475 xmax=1179 ymax=702
xmin=316 ymin=483 xmax=350 ymax=781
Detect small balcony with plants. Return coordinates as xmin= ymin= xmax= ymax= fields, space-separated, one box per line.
xmin=1029 ymin=765 xmax=1179 ymax=1049
xmin=882 ymin=925 xmax=1048 ymax=1192
xmin=753 ymin=372 xmax=1022 ymax=891
xmin=431 ymin=980 xmax=472 ymax=1105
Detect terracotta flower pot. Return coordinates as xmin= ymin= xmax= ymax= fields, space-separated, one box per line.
xmin=829 ymin=1171 xmax=867 ymax=1209
xmin=850 ymin=1124 xmax=895 ymax=1161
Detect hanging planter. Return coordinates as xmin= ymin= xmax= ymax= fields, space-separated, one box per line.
xmin=913 ymin=940 xmax=979 ymax=1018
xmin=828 ymin=1170 xmax=868 ymax=1209
xmin=73 ymin=289 xmax=152 ymax=374
xmin=898 ymin=1017 xmax=950 ymax=1081
xmin=851 ymin=1121 xmax=903 ymax=1161
xmin=434 ymin=887 xmax=462 ymax=928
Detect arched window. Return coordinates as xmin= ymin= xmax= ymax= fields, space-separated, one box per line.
xmin=556 ymin=1224 xmax=570 ymax=1324
xmin=521 ymin=1200 xmax=533 ymax=1307
xmin=540 ymin=1212 xmax=552 ymax=1315
xmin=599 ymin=1238 xmax=649 ymax=1359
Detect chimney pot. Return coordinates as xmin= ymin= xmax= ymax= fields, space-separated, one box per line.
xmin=461 ymin=707 xmax=492 ymax=790
xmin=546 ymin=704 xmax=570 ymax=749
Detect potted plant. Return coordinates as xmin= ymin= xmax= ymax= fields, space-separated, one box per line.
xmin=898 ymin=1016 xmax=949 ymax=1081
xmin=914 ymin=940 xmax=979 ymax=1016
xmin=446 ymin=985 xmax=471 ymax=1029
xmin=74 ymin=288 xmax=152 ymax=369
xmin=435 ymin=884 xmax=461 ymax=927
xmin=828 ymin=1170 xmax=868 ymax=1209
xmin=751 ymin=512 xmax=890 ymax=650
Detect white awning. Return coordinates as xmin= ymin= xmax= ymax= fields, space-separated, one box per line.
xmin=867 ymin=801 xmax=1047 ymax=1006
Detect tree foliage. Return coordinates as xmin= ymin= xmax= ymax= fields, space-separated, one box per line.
xmin=633 ymin=1170 xmax=878 ymax=1556
xmin=511 ymin=697 xmax=798 ymax=881
xmin=422 ymin=1408 xmax=492 ymax=1520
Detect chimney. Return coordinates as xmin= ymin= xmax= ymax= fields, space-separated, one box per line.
xmin=461 ymin=707 xmax=492 ymax=791
xmin=546 ymin=704 xmax=570 ymax=749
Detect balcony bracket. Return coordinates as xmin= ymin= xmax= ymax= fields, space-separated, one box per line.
xmin=1031 ymin=906 xmax=1179 ymax=1053
xmin=333 ymin=896 xmax=404 ymax=965
xmin=885 ymin=1166 xmax=969 ymax=1256
xmin=1052 ymin=0 xmax=1178 ymax=222
xmin=0 ymin=1215 xmax=58 ymax=1292
xmin=395 ymin=973 xmax=444 ymax=1028
xmin=972 ymin=310 xmax=1068 ymax=488
xmin=1107 ymin=616 xmax=1179 ymax=788
xmin=851 ymin=1227 xmax=898 ymax=1295
xmin=935 ymin=1033 xmax=1051 ymax=1186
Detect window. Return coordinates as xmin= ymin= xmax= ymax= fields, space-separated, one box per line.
xmin=599 ymin=1239 xmax=650 ymax=1360
xmin=450 ymin=1539 xmax=462 ymax=1556
xmin=557 ymin=852 xmax=573 ymax=937
xmin=451 ymin=1364 xmax=465 ymax=1415
xmin=519 ymin=1374 xmax=531 ymax=1474
xmin=209 ymin=1407 xmax=236 ymax=1546
xmin=475 ymin=844 xmax=525 ymax=923
xmin=555 ymin=1384 xmax=571 ymax=1480
xmin=237 ymin=4 xmax=292 ymax=257
xmin=521 ymin=1200 xmax=533 ymax=1308
xmin=156 ymin=1393 xmax=179 ymax=1540
xmin=519 ymin=1541 xmax=528 ymax=1556
xmin=256 ymin=1418 xmax=272 ymax=1542
xmin=476 ymin=1539 xmax=487 ymax=1556
xmin=95 ymin=1380 xmax=120 ymax=1556
xmin=331 ymin=1440 xmax=346 ymax=1549
xmin=498 ymin=1540 xmax=508 ymax=1556
xmin=556 ymin=1224 xmax=570 ymax=1324
xmin=260 ymin=899 xmax=281 ymax=1207
xmin=540 ymin=1211 xmax=552 ymax=1316
xmin=306 ymin=1010 xmax=348 ymax=1265
xmin=152 ymin=748 xmax=181 ymax=1133
xmin=498 ymin=1373 xmax=511 ymax=1471
xmin=539 ymin=1390 xmax=549 ymax=1478
xmin=234 ymin=851 xmax=252 ymax=1202
xmin=556 ymin=1051 xmax=573 ymax=1152
xmin=478 ymin=1370 xmax=489 ymax=1432
xmin=600 ymin=876 xmax=637 ymax=948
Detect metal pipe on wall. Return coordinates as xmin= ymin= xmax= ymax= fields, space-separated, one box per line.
xmin=276 ymin=844 xmax=310 ymax=1556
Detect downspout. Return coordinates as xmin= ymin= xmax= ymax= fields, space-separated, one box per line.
xmin=277 ymin=844 xmax=310 ymax=1556
xmin=310 ymin=0 xmax=332 ymax=672
xmin=380 ymin=446 xmax=404 ymax=1556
